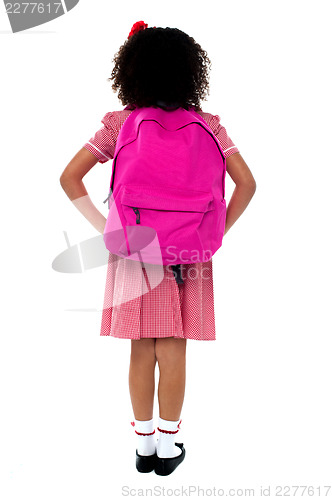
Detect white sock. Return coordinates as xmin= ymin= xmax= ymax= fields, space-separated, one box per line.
xmin=132 ymin=418 xmax=156 ymax=456
xmin=156 ymin=417 xmax=182 ymax=458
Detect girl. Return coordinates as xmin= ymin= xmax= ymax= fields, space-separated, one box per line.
xmin=60 ymin=21 xmax=256 ymax=476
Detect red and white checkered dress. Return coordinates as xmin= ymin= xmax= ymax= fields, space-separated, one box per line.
xmin=83 ymin=107 xmax=239 ymax=341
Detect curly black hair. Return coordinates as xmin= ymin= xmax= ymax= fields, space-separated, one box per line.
xmin=108 ymin=27 xmax=212 ymax=112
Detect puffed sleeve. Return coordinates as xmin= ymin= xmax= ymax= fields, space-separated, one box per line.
xmin=83 ymin=112 xmax=118 ymax=163
xmin=205 ymin=113 xmax=240 ymax=158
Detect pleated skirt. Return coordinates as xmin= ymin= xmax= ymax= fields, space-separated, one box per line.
xmin=100 ymin=252 xmax=216 ymax=341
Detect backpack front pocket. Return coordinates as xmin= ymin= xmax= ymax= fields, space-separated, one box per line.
xmin=119 ymin=184 xmax=216 ymax=262
xmin=121 ymin=185 xmax=214 ymax=224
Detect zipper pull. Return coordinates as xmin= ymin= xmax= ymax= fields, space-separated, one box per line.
xmin=132 ymin=207 xmax=140 ymax=224
xmin=103 ymin=189 xmax=112 ymax=209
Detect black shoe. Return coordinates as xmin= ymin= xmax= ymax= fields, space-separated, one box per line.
xmin=154 ymin=443 xmax=186 ymax=476
xmin=136 ymin=450 xmax=157 ymax=473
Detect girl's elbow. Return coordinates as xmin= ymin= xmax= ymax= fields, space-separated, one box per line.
xmin=245 ymin=172 xmax=257 ymax=193
xmin=59 ymin=172 xmax=74 ymax=192
xmin=250 ymin=179 xmax=257 ymax=194
xmin=239 ymin=177 xmax=256 ymax=194
xmin=59 ymin=173 xmax=67 ymax=189
xmin=59 ymin=172 xmax=75 ymax=188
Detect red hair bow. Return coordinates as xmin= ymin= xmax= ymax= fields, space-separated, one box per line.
xmin=128 ymin=21 xmax=148 ymax=39
xmin=127 ymin=21 xmax=156 ymax=39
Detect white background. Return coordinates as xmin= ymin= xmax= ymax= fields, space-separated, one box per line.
xmin=1 ymin=0 xmax=331 ymax=498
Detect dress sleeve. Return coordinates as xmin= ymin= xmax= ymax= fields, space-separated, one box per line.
xmin=206 ymin=113 xmax=240 ymax=158
xmin=83 ymin=112 xmax=118 ymax=163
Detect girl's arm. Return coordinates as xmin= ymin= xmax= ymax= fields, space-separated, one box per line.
xmin=224 ymin=152 xmax=256 ymax=235
xmin=59 ymin=148 xmax=256 ymax=236
xmin=59 ymin=148 xmax=107 ymax=234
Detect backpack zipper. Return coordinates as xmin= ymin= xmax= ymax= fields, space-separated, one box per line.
xmin=103 ymin=188 xmax=141 ymax=223
xmin=132 ymin=207 xmax=141 ymax=224
xmin=103 ymin=188 xmax=112 ymax=209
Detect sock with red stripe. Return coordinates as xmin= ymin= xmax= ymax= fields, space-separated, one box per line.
xmin=131 ymin=418 xmax=156 ymax=456
xmin=156 ymin=417 xmax=182 ymax=458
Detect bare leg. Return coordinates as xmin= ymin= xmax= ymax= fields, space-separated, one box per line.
xmin=129 ymin=338 xmax=157 ymax=421
xmin=155 ymin=337 xmax=187 ymax=421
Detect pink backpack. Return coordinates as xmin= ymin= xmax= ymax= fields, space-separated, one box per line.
xmin=103 ymin=104 xmax=227 ymax=269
